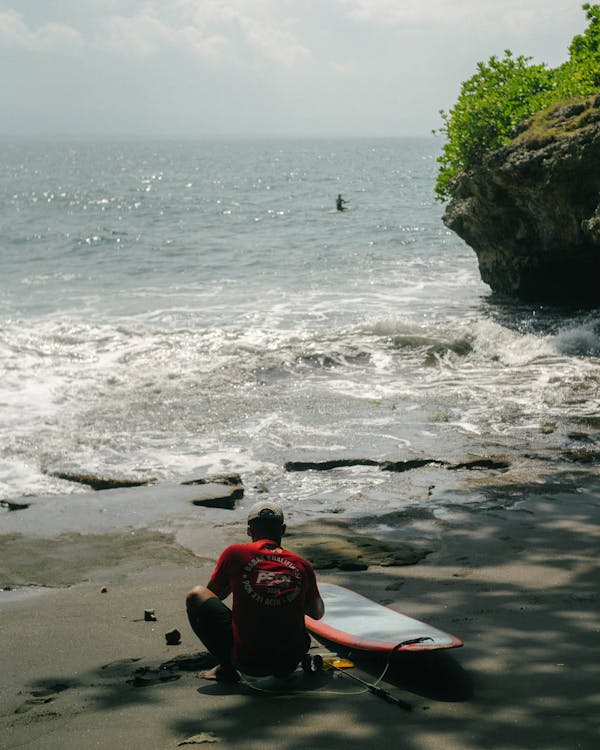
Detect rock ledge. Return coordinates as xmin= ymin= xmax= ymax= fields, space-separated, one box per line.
xmin=443 ymin=95 xmax=600 ymax=304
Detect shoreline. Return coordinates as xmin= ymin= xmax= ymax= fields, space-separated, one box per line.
xmin=2 ymin=452 xmax=598 ymax=589
xmin=1 ymin=470 xmax=599 ymax=748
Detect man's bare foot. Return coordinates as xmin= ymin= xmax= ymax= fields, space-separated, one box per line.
xmin=197 ymin=665 xmax=219 ymax=680
xmin=197 ymin=665 xmax=240 ymax=682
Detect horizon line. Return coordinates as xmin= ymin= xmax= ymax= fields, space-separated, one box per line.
xmin=0 ymin=132 xmax=438 ymax=141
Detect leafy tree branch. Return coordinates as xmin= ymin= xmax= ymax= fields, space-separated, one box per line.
xmin=435 ymin=4 xmax=600 ymax=200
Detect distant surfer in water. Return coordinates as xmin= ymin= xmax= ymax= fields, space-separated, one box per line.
xmin=186 ymin=501 xmax=324 ymax=682
xmin=336 ymin=193 xmax=347 ymax=211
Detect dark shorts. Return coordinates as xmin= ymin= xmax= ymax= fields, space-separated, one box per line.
xmin=196 ymin=597 xmax=308 ymax=677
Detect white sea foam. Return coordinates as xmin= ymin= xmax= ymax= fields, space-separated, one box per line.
xmin=552 ymin=321 xmax=600 ymax=357
xmin=469 ymin=319 xmax=555 ymax=365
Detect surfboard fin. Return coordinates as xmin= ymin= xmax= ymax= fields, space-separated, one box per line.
xmin=323 ymin=657 xmax=355 ymax=669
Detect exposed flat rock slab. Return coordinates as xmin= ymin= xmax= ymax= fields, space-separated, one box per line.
xmin=0 ymin=480 xmax=243 ymax=538
xmin=47 ymin=471 xmax=156 ymax=490
xmin=285 ymin=455 xmax=510 ymax=473
xmin=45 ymin=471 xmax=245 ymax=503
xmin=286 ymin=520 xmax=433 ymax=571
xmin=0 ymin=530 xmax=197 ymax=588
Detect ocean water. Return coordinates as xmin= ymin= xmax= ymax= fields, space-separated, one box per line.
xmin=1 ymin=137 xmax=599 ymax=513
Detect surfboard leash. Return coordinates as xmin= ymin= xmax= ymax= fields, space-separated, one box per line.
xmin=371 ymin=637 xmax=434 ymax=687
xmin=314 ymin=656 xmax=412 ymax=711
xmin=239 ymin=638 xmax=430 ymax=707
xmin=312 ymin=647 xmax=414 ymax=711
xmin=315 ymin=636 xmax=433 ymax=710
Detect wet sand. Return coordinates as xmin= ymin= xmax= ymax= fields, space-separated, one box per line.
xmin=1 ymin=473 xmax=599 ymax=750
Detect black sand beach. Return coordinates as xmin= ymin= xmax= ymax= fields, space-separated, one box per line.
xmin=1 ymin=463 xmax=599 ymax=749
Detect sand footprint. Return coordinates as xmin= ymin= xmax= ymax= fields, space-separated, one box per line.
xmin=100 ymin=657 xmax=142 ymax=677
xmin=127 ymin=667 xmax=181 ymax=687
xmin=15 ymin=681 xmax=72 ymax=714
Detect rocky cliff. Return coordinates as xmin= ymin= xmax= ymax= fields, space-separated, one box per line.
xmin=443 ymin=96 xmax=600 ymax=305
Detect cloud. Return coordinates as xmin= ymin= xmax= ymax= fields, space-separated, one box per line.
xmin=101 ymin=1 xmax=310 ymax=65
xmin=336 ymin=0 xmax=573 ymax=31
xmin=0 ymin=9 xmax=84 ymax=54
xmin=0 ymin=2 xmax=310 ymax=66
xmin=176 ymin=0 xmax=311 ymax=66
xmin=103 ymin=9 xmax=226 ymax=59
xmin=103 ymin=11 xmax=172 ymax=56
xmin=237 ymin=14 xmax=310 ymax=67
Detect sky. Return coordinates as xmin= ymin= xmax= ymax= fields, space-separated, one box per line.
xmin=0 ymin=1 xmax=589 ymax=138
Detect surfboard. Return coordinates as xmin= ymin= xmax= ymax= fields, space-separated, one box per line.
xmin=305 ymin=582 xmax=462 ymax=653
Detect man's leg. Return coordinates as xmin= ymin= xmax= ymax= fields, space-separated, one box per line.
xmin=185 ymin=586 xmax=239 ymax=681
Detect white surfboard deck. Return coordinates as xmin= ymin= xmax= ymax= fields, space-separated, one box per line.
xmin=306 ymin=582 xmax=462 ymax=653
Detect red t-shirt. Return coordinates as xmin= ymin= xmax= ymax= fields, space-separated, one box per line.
xmin=209 ymin=539 xmax=320 ymax=675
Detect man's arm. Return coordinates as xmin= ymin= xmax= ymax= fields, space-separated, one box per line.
xmin=305 ymin=594 xmax=325 ymax=620
xmin=207 ymin=578 xmax=231 ymax=600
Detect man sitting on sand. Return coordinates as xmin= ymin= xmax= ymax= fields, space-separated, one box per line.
xmin=186 ymin=500 xmax=324 ymax=681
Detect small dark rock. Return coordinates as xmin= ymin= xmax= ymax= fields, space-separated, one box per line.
xmin=186 ymin=475 xmax=245 ymax=509
xmin=190 ymin=490 xmax=243 ymax=509
xmin=0 ymin=500 xmax=30 ymax=511
xmin=165 ymin=628 xmax=181 ymax=646
xmin=181 ymin=473 xmax=243 ymax=486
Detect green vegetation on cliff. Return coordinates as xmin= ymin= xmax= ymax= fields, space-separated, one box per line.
xmin=435 ymin=4 xmax=600 ymax=200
